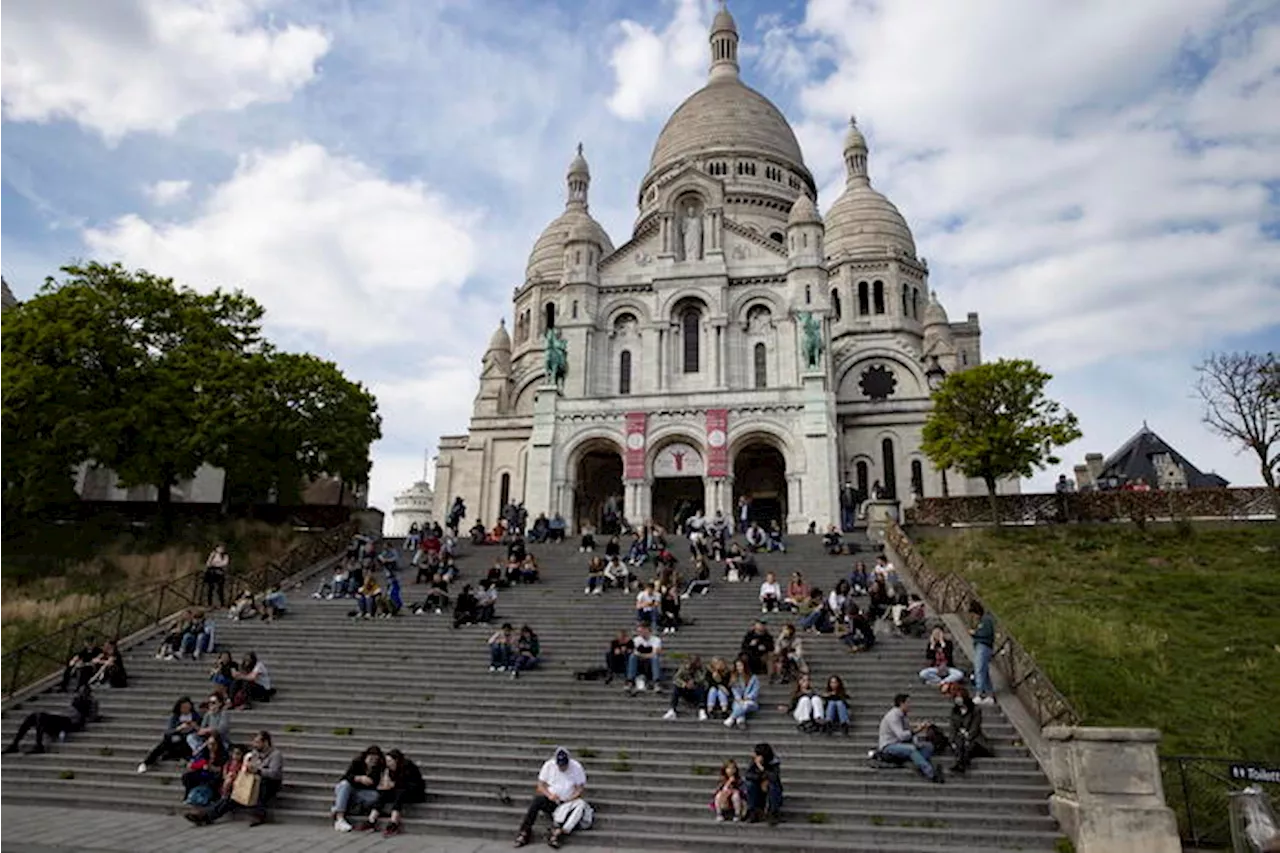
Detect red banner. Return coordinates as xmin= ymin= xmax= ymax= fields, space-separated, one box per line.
xmin=705 ymin=409 xmax=728 ymax=477
xmin=624 ymin=412 xmax=648 ymax=480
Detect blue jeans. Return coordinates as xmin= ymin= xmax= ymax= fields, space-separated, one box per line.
xmin=881 ymin=741 xmax=936 ymax=778
xmin=635 ymin=608 xmax=656 ymax=626
xmin=746 ymin=776 xmax=782 ymax=815
xmin=626 ymin=654 xmax=660 ymax=683
xmin=513 ymin=654 xmax=538 ymax=673
xmin=358 ymin=594 xmax=379 ymax=615
xmin=489 ymin=644 xmax=513 ymax=668
xmin=587 ymin=576 xmax=603 ymax=592
xmin=728 ymin=699 xmax=757 ymax=722
xmin=973 ymin=642 xmax=993 ymax=695
xmin=331 ymin=779 xmax=380 ymax=816
xmin=799 ymin=609 xmax=831 ymax=632
xmin=824 ymin=699 xmax=849 ymax=724
xmin=706 ymin=686 xmax=730 ymax=711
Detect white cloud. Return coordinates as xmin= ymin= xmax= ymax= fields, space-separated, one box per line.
xmin=1 ymin=0 xmax=330 ymax=140
xmin=606 ymin=0 xmax=709 ymax=121
xmin=144 ymin=179 xmax=191 ymax=205
xmin=84 ymin=142 xmax=480 ymax=348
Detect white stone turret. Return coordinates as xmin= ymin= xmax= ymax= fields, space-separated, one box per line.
xmin=709 ymin=2 xmax=739 ymax=82
xmin=563 ymin=147 xmax=603 ymax=289
xmin=474 ymin=319 xmax=512 ymax=416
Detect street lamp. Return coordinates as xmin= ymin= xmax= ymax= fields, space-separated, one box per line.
xmin=924 ymin=356 xmax=950 ymax=498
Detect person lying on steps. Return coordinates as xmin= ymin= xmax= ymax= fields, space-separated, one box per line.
xmin=3 ymin=686 xmax=98 ymax=754
xmin=514 ymin=747 xmax=592 ymax=849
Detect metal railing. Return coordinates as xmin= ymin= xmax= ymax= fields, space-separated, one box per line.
xmin=905 ymin=487 xmax=1278 ymax=526
xmin=1 ymin=520 xmax=358 ymax=700
xmin=883 ymin=519 xmax=1081 ymax=728
xmin=1161 ymin=755 xmax=1280 ymax=848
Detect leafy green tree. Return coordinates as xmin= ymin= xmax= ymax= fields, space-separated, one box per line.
xmin=1195 ymin=351 xmax=1280 ymax=518
xmin=215 ymin=352 xmax=381 ymax=505
xmin=921 ymin=359 xmax=1082 ymax=519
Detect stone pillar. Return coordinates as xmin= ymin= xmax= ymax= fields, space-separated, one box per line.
xmin=524 ymin=385 xmax=560 ymax=518
xmin=799 ymin=370 xmax=839 ymax=534
xmin=624 ymin=479 xmax=647 ymax=527
xmin=1043 ymin=727 xmax=1180 ymax=853
xmin=704 ymin=477 xmax=727 ymax=518
xmin=786 ymin=474 xmax=801 ymax=529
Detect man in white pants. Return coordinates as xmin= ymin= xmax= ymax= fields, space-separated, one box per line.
xmin=514 ymin=747 xmax=593 ymax=848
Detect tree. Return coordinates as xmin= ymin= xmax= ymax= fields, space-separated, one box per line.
xmin=1194 ymin=351 xmax=1280 ymax=518
xmin=921 ymin=359 xmax=1082 ymax=520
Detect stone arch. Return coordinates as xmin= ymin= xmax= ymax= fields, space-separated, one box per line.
xmin=645 ymin=428 xmax=706 ymax=530
xmin=729 ymin=286 xmax=782 ymax=325
xmin=658 ymin=287 xmax=714 ymax=322
xmin=835 ymin=351 xmax=929 ymax=401
xmin=603 ymin=299 xmax=652 ymax=327
xmin=563 ymin=432 xmax=626 ymax=535
xmin=726 ymin=423 xmax=802 ymax=473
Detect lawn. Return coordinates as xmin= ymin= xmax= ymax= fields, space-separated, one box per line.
xmin=914 ymin=522 xmax=1280 ymax=761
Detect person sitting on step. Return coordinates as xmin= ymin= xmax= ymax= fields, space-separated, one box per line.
xmin=704 ymin=657 xmax=732 ymax=719
xmin=470 ymin=518 xmax=488 ymax=545
xmin=520 ymin=554 xmax=540 ymax=584
xmin=187 ymin=730 xmax=284 ymax=827
xmin=579 ymin=524 xmax=597 ymax=553
xmin=784 ymin=572 xmax=809 ymax=612
xmin=137 ymin=696 xmax=201 ymax=772
xmin=876 ymin=693 xmax=943 ymax=784
xmin=514 ymin=747 xmax=592 ymax=849
xmin=771 ymin=623 xmax=805 ymax=684
xmin=796 ymin=587 xmax=830 ymax=633
xmin=725 ymin=656 xmax=761 ymax=729
xmin=823 ymin=525 xmax=844 ymax=555
xmin=316 ymin=561 xmax=353 ymax=599
xmin=767 ymin=520 xmax=787 ymax=553
xmin=3 ymin=686 xmax=98 ymax=754
xmin=949 ymin=688 xmax=994 ymax=774
xmin=658 ymin=585 xmax=682 ymax=634
xmin=547 ymin=513 xmax=567 ymax=542
xmin=712 ymin=758 xmax=747 ymax=822
xmin=744 ymin=743 xmax=783 ymax=825
xmin=605 ymin=630 xmax=632 ymax=685
xmin=681 ymin=554 xmax=711 ymax=598
xmin=740 ymin=620 xmax=775 ymax=676
xmin=229 ymin=588 xmax=257 ymax=622
xmin=356 ymin=573 xmax=383 ymax=619
xmin=604 ymin=535 xmax=622 ymax=566
xmin=783 ymin=673 xmax=825 ymax=733
xmin=634 ymin=582 xmax=659 ymax=627
xmin=827 ymin=580 xmax=853 ymax=622
xmin=180 ymin=612 xmax=217 ymax=660
xmin=663 ymin=654 xmax=707 ymax=720
xmin=867 ymin=576 xmax=892 ymax=623
xmin=920 ymin=627 xmax=963 ymax=686
xmin=822 ymin=675 xmax=852 ymax=735
xmin=759 ymin=572 xmax=782 ymax=614
xmin=232 ymin=652 xmax=275 ymax=705
xmin=260 ymin=585 xmax=287 ymax=621
xmin=476 ymin=579 xmax=499 ymax=624
xmin=626 ymin=623 xmax=663 ymax=693
xmin=189 ymin=692 xmax=232 ymax=759
xmin=87 ymin=639 xmax=128 ymax=688
xmin=892 ymin=594 xmax=928 ymax=637
xmin=744 ymin=522 xmax=768 ymax=552
xmin=839 ymin=604 xmax=877 ymax=653
xmin=180 ymin=736 xmax=227 ymax=806
xmin=381 ymin=568 xmax=404 ymax=617
xmin=360 ymin=748 xmax=426 ymax=836
xmin=452 ymin=584 xmax=479 ymax=629
xmin=59 ymin=637 xmax=101 ymax=692
xmin=584 ymin=556 xmax=606 ymax=595
xmin=209 ymin=651 xmax=237 ymax=691
xmin=603 ymin=553 xmax=632 ymax=592
xmin=488 ymin=623 xmax=515 ymax=672
xmin=156 ymin=613 xmax=192 ymax=660
xmin=625 ymin=534 xmax=648 ymax=568
xmin=848 ymin=561 xmax=870 ymax=595
xmin=414 ymin=571 xmax=451 ymax=615
xmin=504 ymin=555 xmax=523 ymax=588
xmin=511 ymin=624 xmax=541 ymax=679
xmin=330 ymin=745 xmax=385 ymax=832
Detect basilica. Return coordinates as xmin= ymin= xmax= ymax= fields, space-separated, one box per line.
xmin=434 ymin=6 xmax=1002 ymax=533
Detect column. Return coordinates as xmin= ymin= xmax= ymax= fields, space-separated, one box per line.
xmin=787 ymin=474 xmax=802 ymax=529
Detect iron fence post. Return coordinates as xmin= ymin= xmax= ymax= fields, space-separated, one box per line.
xmin=1178 ymin=757 xmax=1197 ymax=846
xmin=8 ymin=649 xmax=22 ymax=697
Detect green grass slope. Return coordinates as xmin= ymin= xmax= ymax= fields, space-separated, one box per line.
xmin=915 ymin=523 xmax=1280 ymax=760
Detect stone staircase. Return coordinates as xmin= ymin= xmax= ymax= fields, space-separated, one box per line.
xmin=1 ymin=534 xmax=1063 ymax=852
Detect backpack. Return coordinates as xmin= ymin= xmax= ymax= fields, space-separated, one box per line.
xmin=185 ymin=784 xmax=214 ymax=806
xmin=574 ymin=667 xmax=611 ymax=682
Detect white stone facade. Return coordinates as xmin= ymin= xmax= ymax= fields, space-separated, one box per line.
xmin=388 ymin=479 xmax=435 ymax=537
xmin=435 ymin=7 xmax=1011 ymax=533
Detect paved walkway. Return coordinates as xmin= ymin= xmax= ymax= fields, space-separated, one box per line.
xmin=1 ymin=805 xmax=677 ymax=853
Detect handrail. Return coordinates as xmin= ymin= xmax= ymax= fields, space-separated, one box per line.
xmin=883 ymin=519 xmax=1082 ymax=728
xmin=1 ymin=520 xmax=358 ymax=700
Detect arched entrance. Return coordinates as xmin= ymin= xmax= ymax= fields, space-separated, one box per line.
xmin=650 ymin=440 xmax=704 ymax=531
xmin=573 ymin=441 xmax=624 ymax=535
xmin=733 ymin=442 xmax=787 ymax=528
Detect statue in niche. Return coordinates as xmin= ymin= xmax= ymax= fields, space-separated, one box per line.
xmin=800 ymin=311 xmax=824 ymax=370
xmin=679 ymin=204 xmax=703 ymax=261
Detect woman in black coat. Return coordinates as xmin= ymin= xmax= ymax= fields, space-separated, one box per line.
xmin=744 ymin=742 xmax=783 ymax=825
xmin=363 ymin=749 xmax=426 ymax=836
xmin=949 ymin=690 xmax=993 ymax=774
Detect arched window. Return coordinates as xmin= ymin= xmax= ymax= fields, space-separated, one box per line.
xmin=544 ymin=302 xmax=556 ymax=331
xmin=858 ymin=281 xmax=870 ymax=315
xmin=855 ymin=461 xmax=869 ymax=498
xmin=619 ymin=350 xmax=632 ymax=395
xmin=682 ymin=308 xmax=700 ymax=373
xmin=753 ymin=342 xmax=767 ymax=389
xmin=873 ymin=281 xmax=885 ymax=315
xmin=831 ymin=288 xmax=842 ymax=321
xmin=769 ymin=231 xmax=784 ymax=244
xmin=881 ymin=438 xmax=897 ymax=499
xmin=912 ymin=287 xmax=920 ymax=319
xmin=498 ymin=472 xmax=511 ymax=512
xmin=911 ymin=460 xmax=924 ymax=497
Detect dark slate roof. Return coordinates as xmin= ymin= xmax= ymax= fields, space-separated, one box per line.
xmin=1099 ymin=425 xmax=1230 ymax=489
xmin=1 ymin=277 xmax=17 ymax=311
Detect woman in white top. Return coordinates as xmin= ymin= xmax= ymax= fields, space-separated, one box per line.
xmin=758 ymin=572 xmax=782 ymax=613
xmin=826 ymin=580 xmax=851 ymax=620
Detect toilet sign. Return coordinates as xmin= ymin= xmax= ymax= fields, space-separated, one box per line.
xmin=1229 ymin=764 xmax=1280 ymax=784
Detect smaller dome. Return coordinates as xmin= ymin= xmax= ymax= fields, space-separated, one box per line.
xmin=923 ymin=291 xmax=950 ymax=327
xmin=844 ymin=115 xmax=867 ymax=152
xmin=788 ymin=193 xmax=821 ymax=227
xmin=526 ymin=211 xmax=614 ymax=281
xmin=711 ymin=5 xmax=737 ymax=35
xmin=824 ymin=184 xmax=916 ymax=259
xmin=567 ymin=142 xmax=589 ymax=178
xmin=487 ymin=319 xmax=511 ymax=351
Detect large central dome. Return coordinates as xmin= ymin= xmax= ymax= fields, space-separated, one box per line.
xmin=649 ymin=78 xmax=807 ymax=175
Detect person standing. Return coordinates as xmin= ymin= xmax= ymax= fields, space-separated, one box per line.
xmin=203 ymin=545 xmax=229 ymax=609
xmin=969 ymin=601 xmax=997 ymax=704
xmin=514 ymin=747 xmax=592 ymax=849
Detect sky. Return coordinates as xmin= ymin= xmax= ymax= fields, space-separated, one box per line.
xmin=3 ymin=0 xmax=1278 ymax=514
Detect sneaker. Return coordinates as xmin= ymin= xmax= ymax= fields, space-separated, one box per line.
xmin=136 ymin=762 xmax=148 ymax=774
xmin=355 ymin=820 xmax=378 ymax=832
xmin=312 ymin=592 xmax=322 ymax=599
xmin=663 ymin=709 xmax=677 ymax=720
xmin=698 ymin=709 xmax=708 ymax=721
xmin=761 ymin=606 xmax=768 ymax=613
xmin=584 ymin=587 xmax=591 ymax=595
xmin=489 ymin=666 xmax=497 ymax=673
xmin=435 ymin=608 xmax=443 ymax=614
xmin=700 ymin=588 xmax=709 ymax=595
xmin=510 ymin=669 xmax=519 ymax=680
xmin=723 ymin=717 xmax=735 ymax=728
xmin=680 ymin=593 xmax=691 ymax=600
xmin=334 ymin=817 xmax=353 ymax=832
xmin=592 ymin=589 xmax=602 ymax=596
xmin=651 ymin=682 xmax=661 ymax=692
xmin=383 ymin=821 xmax=402 ymax=837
